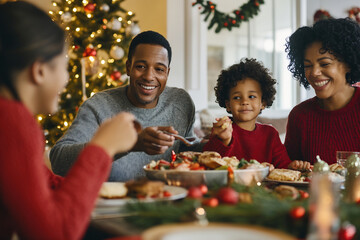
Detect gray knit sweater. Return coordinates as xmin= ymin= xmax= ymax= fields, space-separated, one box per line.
xmin=50 ymin=86 xmax=203 ymax=181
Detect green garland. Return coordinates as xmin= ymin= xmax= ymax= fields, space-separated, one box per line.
xmin=122 ymin=184 xmax=360 ymax=239
xmin=192 ymin=0 xmax=265 ymax=33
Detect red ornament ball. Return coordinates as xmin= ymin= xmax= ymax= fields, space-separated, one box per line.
xmin=216 ymin=187 xmax=239 ymax=205
xmin=110 ymin=71 xmax=121 ymax=81
xmin=83 ymin=47 xmax=96 ymax=57
xmin=84 ymin=3 xmax=96 ymax=13
xmin=187 ymin=186 xmax=203 ymax=199
xmin=299 ymin=190 xmax=309 ymax=199
xmin=338 ymin=223 xmax=356 ymax=240
xmin=199 ymin=184 xmax=208 ymax=194
xmin=290 ymin=206 xmax=305 ymax=219
xmin=224 ymin=22 xmax=228 ymax=27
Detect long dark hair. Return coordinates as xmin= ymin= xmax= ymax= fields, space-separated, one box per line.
xmin=0 ymin=1 xmax=65 ymax=100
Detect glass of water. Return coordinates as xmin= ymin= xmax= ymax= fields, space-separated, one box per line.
xmin=336 ymin=151 xmax=360 ymax=167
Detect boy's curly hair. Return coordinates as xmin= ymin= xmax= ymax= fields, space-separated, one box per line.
xmin=214 ymin=58 xmax=276 ymax=110
xmin=285 ymin=18 xmax=360 ymax=89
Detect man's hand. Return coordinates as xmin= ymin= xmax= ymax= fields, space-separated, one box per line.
xmin=132 ymin=126 xmax=177 ymax=155
xmin=211 ymin=116 xmax=233 ymax=146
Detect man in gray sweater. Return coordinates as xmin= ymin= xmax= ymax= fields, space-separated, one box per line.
xmin=50 ymin=31 xmax=202 ymax=181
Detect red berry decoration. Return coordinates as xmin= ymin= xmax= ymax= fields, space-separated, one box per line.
xmin=202 ymin=197 xmax=219 ymax=207
xmin=199 ymin=184 xmax=208 ymax=194
xmin=299 ymin=190 xmax=309 ymax=199
xmin=84 ymin=3 xmax=96 ymax=13
xmin=290 ymin=206 xmax=305 ymax=219
xmin=216 ymin=187 xmax=239 ymax=205
xmin=187 ymin=187 xmax=203 ymax=199
xmin=338 ymin=222 xmax=356 ymax=240
xmin=110 ymin=71 xmax=121 ymax=81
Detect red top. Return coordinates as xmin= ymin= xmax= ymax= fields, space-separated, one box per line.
xmin=0 ymin=97 xmax=112 ymax=240
xmin=285 ymin=87 xmax=360 ymax=164
xmin=203 ymin=123 xmax=291 ymax=168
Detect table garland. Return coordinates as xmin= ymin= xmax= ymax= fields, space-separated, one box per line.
xmin=123 ymin=183 xmax=360 ymax=239
xmin=192 ymin=0 xmax=265 ymax=33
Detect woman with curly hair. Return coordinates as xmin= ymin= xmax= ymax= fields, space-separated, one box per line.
xmin=285 ymin=18 xmax=360 ymax=165
xmin=203 ymin=58 xmax=310 ymax=170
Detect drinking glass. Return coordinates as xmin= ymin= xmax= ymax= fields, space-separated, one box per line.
xmin=336 ymin=151 xmax=360 ymax=167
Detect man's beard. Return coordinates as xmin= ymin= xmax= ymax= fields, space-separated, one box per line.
xmin=135 ymin=93 xmax=156 ymax=106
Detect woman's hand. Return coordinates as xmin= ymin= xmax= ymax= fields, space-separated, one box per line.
xmin=288 ymin=160 xmax=312 ymax=171
xmin=89 ymin=112 xmax=138 ymax=157
xmin=211 ymin=116 xmax=233 ymax=146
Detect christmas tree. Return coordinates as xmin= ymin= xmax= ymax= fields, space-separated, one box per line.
xmin=38 ymin=0 xmax=140 ymax=146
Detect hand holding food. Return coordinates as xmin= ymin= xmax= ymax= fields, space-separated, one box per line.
xmin=211 ymin=116 xmax=233 ymax=146
xmin=90 ymin=112 xmax=138 ymax=157
xmin=132 ymin=126 xmax=177 ymax=155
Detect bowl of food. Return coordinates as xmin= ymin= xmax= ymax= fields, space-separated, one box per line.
xmin=144 ymin=151 xmax=269 ymax=188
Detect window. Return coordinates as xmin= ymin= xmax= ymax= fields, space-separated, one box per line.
xmin=206 ymin=0 xmax=298 ymax=110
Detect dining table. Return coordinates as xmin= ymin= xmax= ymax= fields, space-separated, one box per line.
xmin=80 ymin=176 xmax=360 ymax=240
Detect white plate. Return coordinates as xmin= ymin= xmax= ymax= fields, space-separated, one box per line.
xmin=96 ymin=185 xmax=187 ymax=207
xmin=264 ymin=178 xmax=309 ymax=187
xmin=142 ymin=223 xmax=296 ymax=240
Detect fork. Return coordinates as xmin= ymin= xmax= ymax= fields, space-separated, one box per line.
xmin=162 ymin=131 xmax=197 ymax=146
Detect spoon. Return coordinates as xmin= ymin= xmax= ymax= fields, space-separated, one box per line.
xmin=162 ymin=131 xmax=197 ymax=146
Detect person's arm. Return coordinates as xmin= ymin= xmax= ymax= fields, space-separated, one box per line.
xmin=203 ymin=134 xmax=234 ymax=157
xmin=50 ymin=98 xmax=106 ymax=176
xmin=1 ymin=111 xmax=138 ymax=239
xmin=0 ymin=116 xmax=112 ymax=240
xmin=268 ymin=128 xmax=292 ymax=169
xmin=284 ymin=109 xmax=303 ymax=161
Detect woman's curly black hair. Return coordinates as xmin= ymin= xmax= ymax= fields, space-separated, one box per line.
xmin=214 ymin=58 xmax=277 ymax=111
xmin=285 ymin=18 xmax=360 ymax=89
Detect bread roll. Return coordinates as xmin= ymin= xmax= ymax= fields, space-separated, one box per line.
xmin=99 ymin=182 xmax=128 ymax=199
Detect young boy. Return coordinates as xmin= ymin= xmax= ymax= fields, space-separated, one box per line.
xmin=203 ymin=58 xmax=310 ymax=170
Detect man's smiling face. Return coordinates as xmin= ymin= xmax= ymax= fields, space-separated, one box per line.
xmin=126 ymin=44 xmax=170 ymax=109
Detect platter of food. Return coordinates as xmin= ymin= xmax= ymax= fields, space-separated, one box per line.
xmin=144 ymin=151 xmax=269 ymax=187
xmin=96 ymin=180 xmax=187 ymax=208
xmin=264 ymin=167 xmax=345 ymax=187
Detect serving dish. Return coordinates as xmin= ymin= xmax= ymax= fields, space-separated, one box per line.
xmin=144 ymin=166 xmax=269 ymax=188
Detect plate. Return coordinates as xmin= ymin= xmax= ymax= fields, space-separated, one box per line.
xmin=264 ymin=176 xmax=345 ymax=187
xmin=142 ymin=223 xmax=296 ymax=240
xmin=96 ymin=185 xmax=187 ymax=207
xmin=264 ymin=178 xmax=309 ymax=187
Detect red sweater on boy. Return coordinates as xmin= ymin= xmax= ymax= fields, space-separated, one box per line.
xmin=0 ymin=97 xmax=112 ymax=240
xmin=285 ymin=87 xmax=360 ymax=164
xmin=203 ymin=123 xmax=291 ymax=168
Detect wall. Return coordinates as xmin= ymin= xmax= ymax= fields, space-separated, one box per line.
xmin=122 ymin=0 xmax=167 ymax=36
xmin=306 ymin=0 xmax=360 ymax=25
xmin=24 ymin=0 xmax=167 ymax=37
